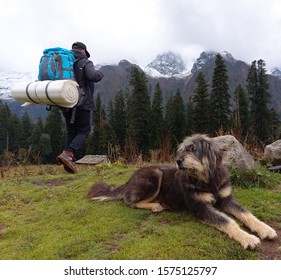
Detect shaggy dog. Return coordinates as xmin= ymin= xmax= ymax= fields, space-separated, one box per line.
xmin=88 ymin=134 xmax=277 ymax=249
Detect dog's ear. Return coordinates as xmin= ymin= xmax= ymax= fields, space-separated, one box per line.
xmin=215 ymin=147 xmax=224 ymax=165
xmin=201 ymin=139 xmax=210 ymax=155
xmin=205 ymin=140 xmax=223 ymax=167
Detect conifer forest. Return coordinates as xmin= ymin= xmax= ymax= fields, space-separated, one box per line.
xmin=0 ymin=54 xmax=280 ymax=165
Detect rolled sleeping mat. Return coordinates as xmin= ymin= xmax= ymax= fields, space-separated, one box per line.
xmin=11 ymin=80 xmax=79 ymax=108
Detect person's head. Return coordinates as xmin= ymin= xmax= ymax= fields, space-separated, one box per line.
xmin=72 ymin=41 xmax=90 ymax=58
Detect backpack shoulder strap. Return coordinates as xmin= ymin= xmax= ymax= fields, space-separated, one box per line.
xmin=74 ymin=58 xmax=89 ymax=69
xmin=73 ymin=58 xmax=89 ymax=87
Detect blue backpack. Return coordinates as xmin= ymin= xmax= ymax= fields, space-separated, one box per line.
xmin=38 ymin=47 xmax=76 ymax=80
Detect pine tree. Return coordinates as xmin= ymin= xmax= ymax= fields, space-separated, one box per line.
xmin=36 ymin=117 xmax=45 ymax=133
xmin=164 ymin=90 xmax=185 ymax=148
xmin=127 ymin=67 xmax=151 ymax=155
xmin=269 ymin=108 xmax=281 ymax=141
xmin=173 ymin=89 xmax=186 ymax=144
xmin=86 ymin=93 xmax=111 ymax=154
xmin=39 ymin=133 xmax=52 ymax=162
xmin=87 ymin=93 xmax=102 ymax=154
xmin=45 ymin=107 xmax=65 ymax=161
xmin=109 ymin=90 xmax=127 ymax=149
xmin=232 ymin=84 xmax=249 ymax=138
xmin=150 ymin=83 xmax=164 ymax=148
xmin=209 ymin=53 xmax=231 ymax=133
xmin=21 ymin=112 xmax=33 ymax=149
xmin=185 ymin=98 xmax=195 ymax=135
xmin=107 ymin=100 xmax=116 ymax=144
xmin=0 ymin=103 xmax=22 ymax=154
xmin=29 ymin=118 xmax=52 ymax=163
xmin=0 ymin=102 xmax=12 ymax=153
xmin=192 ymin=72 xmax=210 ymax=133
xmin=165 ymin=94 xmax=174 ymax=132
xmin=247 ymin=59 xmax=271 ymax=142
xmin=9 ymin=114 xmax=23 ymax=153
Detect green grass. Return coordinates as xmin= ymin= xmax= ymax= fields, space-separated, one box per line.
xmin=0 ymin=163 xmax=280 ymax=260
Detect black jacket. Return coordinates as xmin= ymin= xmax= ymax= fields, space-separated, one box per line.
xmin=72 ymin=49 xmax=103 ymax=110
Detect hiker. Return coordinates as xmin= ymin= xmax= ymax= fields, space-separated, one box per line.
xmin=56 ymin=42 xmax=104 ymax=173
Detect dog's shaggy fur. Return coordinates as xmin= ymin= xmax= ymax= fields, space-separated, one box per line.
xmin=88 ymin=134 xmax=277 ymax=249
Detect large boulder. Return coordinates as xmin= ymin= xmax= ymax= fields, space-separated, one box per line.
xmin=213 ymin=135 xmax=256 ymax=171
xmin=264 ymin=140 xmax=281 ymax=165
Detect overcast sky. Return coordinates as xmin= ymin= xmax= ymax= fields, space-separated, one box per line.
xmin=1 ymin=0 xmax=281 ymax=73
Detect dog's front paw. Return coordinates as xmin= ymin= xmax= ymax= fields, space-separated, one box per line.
xmin=241 ymin=233 xmax=260 ymax=250
xmin=256 ymin=223 xmax=278 ymax=240
xmin=151 ymin=203 xmax=164 ymax=212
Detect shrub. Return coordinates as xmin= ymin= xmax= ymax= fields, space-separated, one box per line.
xmin=230 ymin=165 xmax=280 ymax=189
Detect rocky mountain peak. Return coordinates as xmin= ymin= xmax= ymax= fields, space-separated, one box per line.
xmin=191 ymin=51 xmax=235 ymax=74
xmin=221 ymin=51 xmax=235 ymax=62
xmin=118 ymin=59 xmax=133 ymax=67
xmin=145 ymin=51 xmax=186 ymax=77
xmin=191 ymin=51 xmax=216 ymax=74
xmin=271 ymin=67 xmax=281 ymax=78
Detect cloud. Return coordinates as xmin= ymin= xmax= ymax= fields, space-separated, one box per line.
xmin=158 ymin=0 xmax=281 ymax=69
xmin=1 ymin=0 xmax=281 ymax=72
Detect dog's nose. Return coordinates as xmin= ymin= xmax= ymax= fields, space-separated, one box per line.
xmin=176 ymin=159 xmax=183 ymax=167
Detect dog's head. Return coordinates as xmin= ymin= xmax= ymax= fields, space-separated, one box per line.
xmin=176 ymin=134 xmax=224 ymax=184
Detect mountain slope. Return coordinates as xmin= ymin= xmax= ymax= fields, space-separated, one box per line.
xmin=185 ymin=52 xmax=250 ymax=101
xmin=2 ymin=51 xmax=281 ymax=118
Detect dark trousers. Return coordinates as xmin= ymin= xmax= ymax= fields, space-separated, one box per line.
xmin=62 ymin=108 xmax=91 ymax=152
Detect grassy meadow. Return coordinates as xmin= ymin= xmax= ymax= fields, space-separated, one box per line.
xmin=0 ymin=163 xmax=280 ymax=260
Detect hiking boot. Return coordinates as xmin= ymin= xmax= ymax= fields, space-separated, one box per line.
xmin=56 ymin=151 xmax=77 ymax=173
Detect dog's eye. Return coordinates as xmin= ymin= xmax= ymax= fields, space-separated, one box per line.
xmin=186 ymin=145 xmax=195 ymax=152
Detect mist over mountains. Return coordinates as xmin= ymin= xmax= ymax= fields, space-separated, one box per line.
xmin=1 ymin=50 xmax=281 ymax=120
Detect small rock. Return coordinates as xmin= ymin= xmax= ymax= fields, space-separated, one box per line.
xmin=75 ymin=155 xmax=108 ymax=165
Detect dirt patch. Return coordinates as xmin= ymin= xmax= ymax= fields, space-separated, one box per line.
xmin=32 ymin=178 xmax=74 ymax=188
xmin=257 ymin=222 xmax=281 ymax=260
xmin=272 ymin=184 xmax=281 ymax=193
xmin=0 ymin=223 xmax=5 ymax=232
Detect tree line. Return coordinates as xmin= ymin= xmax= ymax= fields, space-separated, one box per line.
xmin=0 ymin=53 xmax=280 ymax=165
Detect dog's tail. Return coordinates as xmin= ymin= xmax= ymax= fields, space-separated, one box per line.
xmin=88 ymin=182 xmax=124 ymax=201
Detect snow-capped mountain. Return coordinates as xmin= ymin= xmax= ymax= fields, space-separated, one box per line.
xmin=190 ymin=51 xmax=235 ymax=74
xmin=191 ymin=51 xmax=216 ymax=74
xmin=271 ymin=67 xmax=281 ymax=78
xmin=0 ymin=71 xmax=37 ymax=100
xmin=144 ymin=51 xmax=187 ymax=77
